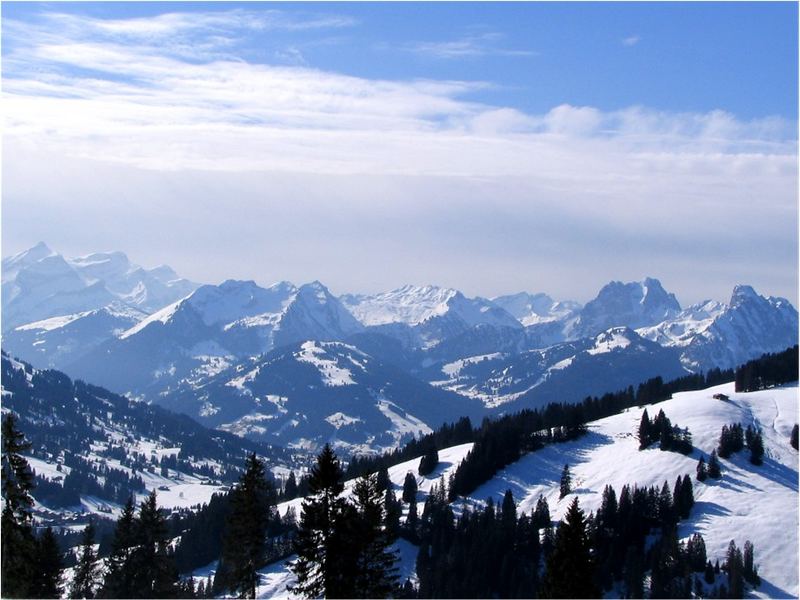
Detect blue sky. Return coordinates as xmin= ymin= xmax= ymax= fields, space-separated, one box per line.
xmin=2 ymin=2 xmax=798 ymax=304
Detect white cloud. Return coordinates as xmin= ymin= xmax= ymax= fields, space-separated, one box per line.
xmin=622 ymin=35 xmax=641 ymax=47
xmin=2 ymin=10 xmax=797 ymax=305
xmin=401 ymin=32 xmax=537 ymax=59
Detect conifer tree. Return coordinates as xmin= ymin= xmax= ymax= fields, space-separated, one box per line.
xmin=725 ymin=540 xmax=744 ymax=598
xmin=746 ymin=428 xmax=764 ymax=465
xmin=541 ymin=497 xmax=598 ymax=598
xmin=284 ymin=471 xmax=298 ymax=500
xmin=218 ymin=453 xmax=273 ymax=598
xmin=290 ymin=444 xmax=347 ymax=598
xmin=559 ymin=464 xmax=572 ymax=499
xmin=404 ymin=497 xmax=418 ymax=541
xmin=638 ymin=409 xmax=651 ymax=450
xmin=384 ymin=487 xmax=401 ymax=540
xmin=350 ymin=475 xmax=399 ymax=598
xmin=99 ymin=496 xmax=137 ymax=598
xmin=742 ymin=540 xmax=759 ymax=585
xmin=131 ymin=491 xmax=179 ymax=598
xmin=696 ymin=456 xmax=708 ymax=482
xmin=418 ymin=446 xmax=439 ymax=476
xmin=402 ymin=472 xmax=418 ymax=504
xmin=708 ymin=450 xmax=722 ymax=479
xmin=34 ymin=526 xmax=63 ymax=599
xmin=1 ymin=413 xmax=38 ymax=598
xmin=791 ymin=424 xmax=798 ymax=450
xmin=533 ymin=495 xmax=551 ymax=529
xmin=70 ymin=523 xmax=99 ymax=599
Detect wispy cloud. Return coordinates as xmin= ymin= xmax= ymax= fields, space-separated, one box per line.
xmin=401 ymin=32 xmax=536 ymax=59
xmin=622 ymin=34 xmax=641 ymax=47
xmin=2 ymin=9 xmax=797 ymax=305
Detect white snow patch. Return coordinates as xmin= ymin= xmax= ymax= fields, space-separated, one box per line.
xmin=295 ymin=341 xmax=355 ymax=386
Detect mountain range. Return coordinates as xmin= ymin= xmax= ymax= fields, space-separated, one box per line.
xmin=2 ymin=243 xmax=797 ymax=454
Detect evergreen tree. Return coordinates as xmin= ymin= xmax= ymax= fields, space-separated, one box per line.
xmin=70 ymin=523 xmax=99 ymax=599
xmin=746 ymin=427 xmax=765 ymax=465
xmin=791 ymin=424 xmax=798 ymax=451
xmin=404 ymin=497 xmax=418 ymax=541
xmin=375 ymin=465 xmax=390 ymax=492
xmin=541 ymin=497 xmax=598 ymax=598
xmin=708 ymin=450 xmax=722 ymax=479
xmin=559 ymin=464 xmax=572 ymax=499
xmin=418 ymin=446 xmax=439 ymax=476
xmin=696 ymin=456 xmax=708 ymax=482
xmin=638 ymin=409 xmax=651 ymax=450
xmin=533 ymin=495 xmax=551 ymax=529
xmin=725 ymin=540 xmax=744 ymax=599
xmin=742 ymin=540 xmax=759 ymax=585
xmin=130 ymin=491 xmax=180 ymax=598
xmin=1 ymin=413 xmax=38 ymax=598
xmin=99 ymin=496 xmax=137 ymax=598
xmin=402 ymin=471 xmax=418 ymax=504
xmin=350 ymin=475 xmax=399 ymax=598
xmin=33 ymin=526 xmax=63 ymax=599
xmin=384 ymin=487 xmax=402 ymax=540
xmin=290 ymin=444 xmax=347 ymax=598
xmin=218 ymin=453 xmax=273 ymax=598
xmin=284 ymin=471 xmax=298 ymax=500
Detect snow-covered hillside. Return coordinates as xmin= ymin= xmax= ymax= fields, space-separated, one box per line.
xmin=256 ymin=382 xmax=798 ymax=599
xmin=1 ymin=243 xmax=197 ymax=331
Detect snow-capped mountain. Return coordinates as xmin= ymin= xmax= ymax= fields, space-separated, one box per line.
xmin=639 ymin=284 xmax=799 ymax=371
xmin=567 ymin=277 xmax=682 ymax=340
xmin=341 ymin=285 xmax=522 ymax=348
xmin=2 ymin=302 xmax=148 ymax=369
xmin=157 ymin=340 xmax=485 ymax=455
xmin=430 ymin=326 xmax=685 ymax=410
xmin=1 ymin=243 xmax=197 ymax=331
xmin=0 ymin=351 xmax=300 ymax=526
xmin=491 ymin=291 xmax=582 ymax=327
xmin=65 ymin=279 xmax=364 ymax=399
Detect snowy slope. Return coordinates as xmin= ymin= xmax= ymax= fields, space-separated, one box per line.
xmin=458 ymin=382 xmax=799 ymax=599
xmin=1 ymin=243 xmax=197 ymax=331
xmin=639 ymin=285 xmax=799 ymax=371
xmin=66 ymin=280 xmax=364 ymax=401
xmin=341 ymin=285 xmax=521 ymax=348
xmin=260 ymin=383 xmax=798 ymax=599
xmin=492 ymin=292 xmax=582 ymax=327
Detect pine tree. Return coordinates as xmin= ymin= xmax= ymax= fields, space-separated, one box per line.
xmin=696 ymin=456 xmax=708 ymax=482
xmin=402 ymin=471 xmax=418 ymax=504
xmin=559 ymin=464 xmax=572 ymax=499
xmin=725 ymin=540 xmax=744 ymax=599
xmin=1 ymin=413 xmax=38 ymax=598
xmin=742 ymin=540 xmax=759 ymax=585
xmin=99 ymin=496 xmax=137 ymax=598
xmin=70 ymin=523 xmax=99 ymax=599
xmin=418 ymin=446 xmax=439 ymax=476
xmin=33 ymin=526 xmax=63 ymax=598
xmin=708 ymin=450 xmax=722 ymax=479
xmin=747 ymin=428 xmax=764 ymax=465
xmin=791 ymin=424 xmax=798 ymax=450
xmin=638 ymin=409 xmax=651 ymax=450
xmin=219 ymin=453 xmax=273 ymax=598
xmin=404 ymin=497 xmax=418 ymax=541
xmin=541 ymin=497 xmax=598 ymax=598
xmin=384 ymin=487 xmax=401 ymax=540
xmin=350 ymin=475 xmax=399 ymax=598
xmin=290 ymin=444 xmax=347 ymax=598
xmin=130 ymin=491 xmax=179 ymax=598
xmin=533 ymin=495 xmax=551 ymax=529
xmin=284 ymin=471 xmax=298 ymax=500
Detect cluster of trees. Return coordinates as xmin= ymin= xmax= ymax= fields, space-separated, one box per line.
xmin=1 ymin=414 xmax=64 ymax=598
xmin=289 ymin=445 xmax=399 ymax=598
xmin=696 ymin=451 xmax=722 ymax=482
xmin=734 ymin=345 xmax=798 ymax=393
xmin=637 ymin=408 xmax=693 ymax=454
xmin=0 ymin=353 xmax=293 ymax=508
xmin=403 ymin=468 xmax=759 ymax=599
xmin=718 ymin=423 xmax=764 ymax=465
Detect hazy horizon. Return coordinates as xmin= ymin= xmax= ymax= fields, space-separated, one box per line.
xmin=3 ymin=2 xmax=797 ymax=306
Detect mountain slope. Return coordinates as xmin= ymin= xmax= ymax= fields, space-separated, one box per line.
xmin=567 ymin=277 xmax=681 ymax=340
xmin=65 ymin=280 xmax=364 ymax=399
xmin=159 ymin=340 xmax=486 ymax=455
xmin=0 ymin=351 xmax=299 ymax=525
xmin=1 ymin=243 xmax=197 ymax=331
xmin=430 ymin=326 xmax=686 ymax=409
xmin=639 ymin=285 xmax=799 ymax=371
